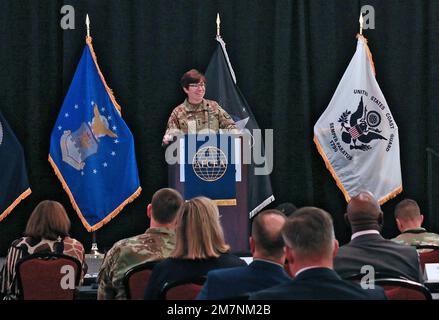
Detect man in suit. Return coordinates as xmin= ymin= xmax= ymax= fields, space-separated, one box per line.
xmin=334 ymin=192 xmax=423 ymax=283
xmin=196 ymin=209 xmax=290 ymax=300
xmin=250 ymin=207 xmax=387 ymax=299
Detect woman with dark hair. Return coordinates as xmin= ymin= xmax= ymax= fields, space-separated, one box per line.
xmin=162 ymin=69 xmax=237 ymax=145
xmin=144 ymin=197 xmax=245 ymax=300
xmin=0 ymin=200 xmax=85 ymax=300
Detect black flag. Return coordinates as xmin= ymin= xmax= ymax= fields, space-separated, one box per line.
xmin=0 ymin=110 xmax=31 ymax=221
xmin=205 ymin=36 xmax=274 ymax=218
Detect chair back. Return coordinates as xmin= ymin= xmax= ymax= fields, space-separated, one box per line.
xmin=343 ymin=272 xmax=432 ymax=300
xmin=123 ymin=261 xmax=158 ymax=300
xmin=16 ymin=252 xmax=82 ymax=300
xmin=159 ymin=276 xmax=206 ymax=300
xmin=374 ymin=278 xmax=432 ymax=300
xmin=416 ymin=245 xmax=439 ymax=273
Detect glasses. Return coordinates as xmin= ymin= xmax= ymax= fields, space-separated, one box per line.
xmin=188 ymin=83 xmax=206 ymax=88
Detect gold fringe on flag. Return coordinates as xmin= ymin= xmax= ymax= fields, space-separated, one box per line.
xmin=49 ymin=155 xmax=141 ymax=232
xmin=313 ymin=136 xmax=351 ymax=203
xmin=0 ymin=188 xmax=31 ymax=222
xmin=378 ymin=185 xmax=403 ymax=205
xmin=314 ymin=136 xmax=402 ymax=205
xmin=86 ymin=36 xmax=122 ymax=115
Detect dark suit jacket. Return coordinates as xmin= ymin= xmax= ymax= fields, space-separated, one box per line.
xmin=143 ymin=253 xmax=246 ymax=300
xmin=249 ymin=267 xmax=387 ymax=300
xmin=196 ymin=259 xmax=291 ymax=300
xmin=334 ymin=233 xmax=422 ymax=283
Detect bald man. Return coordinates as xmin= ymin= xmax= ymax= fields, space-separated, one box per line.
xmin=250 ymin=207 xmax=386 ymax=300
xmin=334 ymin=192 xmax=422 ymax=283
xmin=196 ymin=209 xmax=291 ymax=300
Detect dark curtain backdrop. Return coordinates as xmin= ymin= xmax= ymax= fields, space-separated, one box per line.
xmin=1 ymin=0 xmax=438 ymax=256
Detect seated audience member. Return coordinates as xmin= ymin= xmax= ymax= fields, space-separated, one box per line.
xmin=275 ymin=202 xmax=298 ymax=276
xmin=391 ymin=199 xmax=439 ymax=249
xmin=0 ymin=200 xmax=86 ymax=300
xmin=98 ymin=188 xmax=183 ymax=300
xmin=275 ymin=202 xmax=297 ymax=217
xmin=334 ymin=192 xmax=423 ymax=283
xmin=143 ymin=197 xmax=246 ymax=300
xmin=250 ymin=207 xmax=386 ymax=300
xmin=197 ymin=209 xmax=290 ymax=300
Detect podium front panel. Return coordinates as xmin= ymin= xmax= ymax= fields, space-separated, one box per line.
xmin=167 ymin=134 xmax=249 ymax=253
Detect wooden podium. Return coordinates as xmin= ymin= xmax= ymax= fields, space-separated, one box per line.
xmin=167 ymin=134 xmax=249 ymax=253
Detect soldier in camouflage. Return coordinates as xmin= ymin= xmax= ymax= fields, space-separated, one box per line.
xmin=162 ymin=69 xmax=237 ymax=145
xmin=391 ymin=199 xmax=439 ymax=250
xmin=97 ymin=188 xmax=183 ymax=300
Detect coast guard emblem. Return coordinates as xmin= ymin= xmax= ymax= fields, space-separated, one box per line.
xmin=339 ymin=96 xmax=387 ymax=151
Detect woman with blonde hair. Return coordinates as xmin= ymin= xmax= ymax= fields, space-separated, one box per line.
xmin=0 ymin=200 xmax=86 ymax=300
xmin=144 ymin=197 xmax=245 ymax=299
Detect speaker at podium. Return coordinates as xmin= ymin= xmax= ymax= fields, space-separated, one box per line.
xmin=167 ymin=133 xmax=249 ymax=253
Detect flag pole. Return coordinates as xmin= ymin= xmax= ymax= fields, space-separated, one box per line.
xmin=85 ymin=13 xmax=103 ymax=258
xmin=359 ymin=11 xmax=363 ymax=35
xmin=216 ymin=13 xmax=221 ymax=38
xmin=86 ymin=14 xmax=90 ymax=38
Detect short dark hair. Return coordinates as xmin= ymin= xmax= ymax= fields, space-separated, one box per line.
xmin=180 ymin=69 xmax=206 ymax=89
xmin=282 ymin=207 xmax=334 ymax=260
xmin=25 ymin=200 xmax=71 ymax=240
xmin=151 ymin=188 xmax=183 ymax=224
xmin=394 ymin=199 xmax=421 ymax=221
xmin=251 ymin=209 xmax=286 ymax=258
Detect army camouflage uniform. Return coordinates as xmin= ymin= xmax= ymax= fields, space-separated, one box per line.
xmin=163 ymin=99 xmax=237 ymax=141
xmin=97 ymin=227 xmax=175 ymax=300
xmin=392 ymin=228 xmax=439 ymax=251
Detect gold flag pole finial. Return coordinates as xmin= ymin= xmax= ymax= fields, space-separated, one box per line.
xmin=86 ymin=14 xmax=91 ymax=38
xmin=216 ymin=13 xmax=221 ymax=37
xmin=359 ymin=12 xmax=363 ymax=35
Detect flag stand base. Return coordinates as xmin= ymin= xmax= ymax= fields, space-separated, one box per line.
xmin=88 ymin=232 xmax=104 ymax=258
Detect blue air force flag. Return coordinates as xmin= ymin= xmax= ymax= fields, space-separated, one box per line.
xmin=313 ymin=35 xmax=402 ymax=204
xmin=205 ymin=36 xmax=275 ymax=218
xmin=49 ymin=37 xmax=141 ymax=231
xmin=0 ymin=111 xmax=31 ymax=221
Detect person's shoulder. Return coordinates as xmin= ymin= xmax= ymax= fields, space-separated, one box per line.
xmin=383 ymin=238 xmax=417 ymax=251
xmin=218 ymin=253 xmax=247 ymax=266
xmin=155 ymin=257 xmax=178 ymax=268
xmin=64 ymin=236 xmax=83 ymax=245
xmin=170 ymin=102 xmax=186 ymax=114
xmin=204 ymin=99 xmax=222 ymax=110
xmin=64 ymin=237 xmax=85 ymax=251
xmin=10 ymin=236 xmax=28 ymax=247
xmin=390 ymin=234 xmax=405 ymax=242
xmin=249 ymin=282 xmax=290 ymax=300
xmin=204 ymin=99 xmax=219 ymax=105
xmin=207 ymin=264 xmax=248 ymax=279
xmin=112 ymin=232 xmax=147 ymax=248
xmin=108 ymin=232 xmax=168 ymax=259
xmin=334 ymin=241 xmax=355 ymax=255
xmin=422 ymin=232 xmax=439 ymax=241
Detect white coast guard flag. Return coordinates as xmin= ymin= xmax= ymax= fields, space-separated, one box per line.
xmin=313 ymin=35 xmax=402 ymax=204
